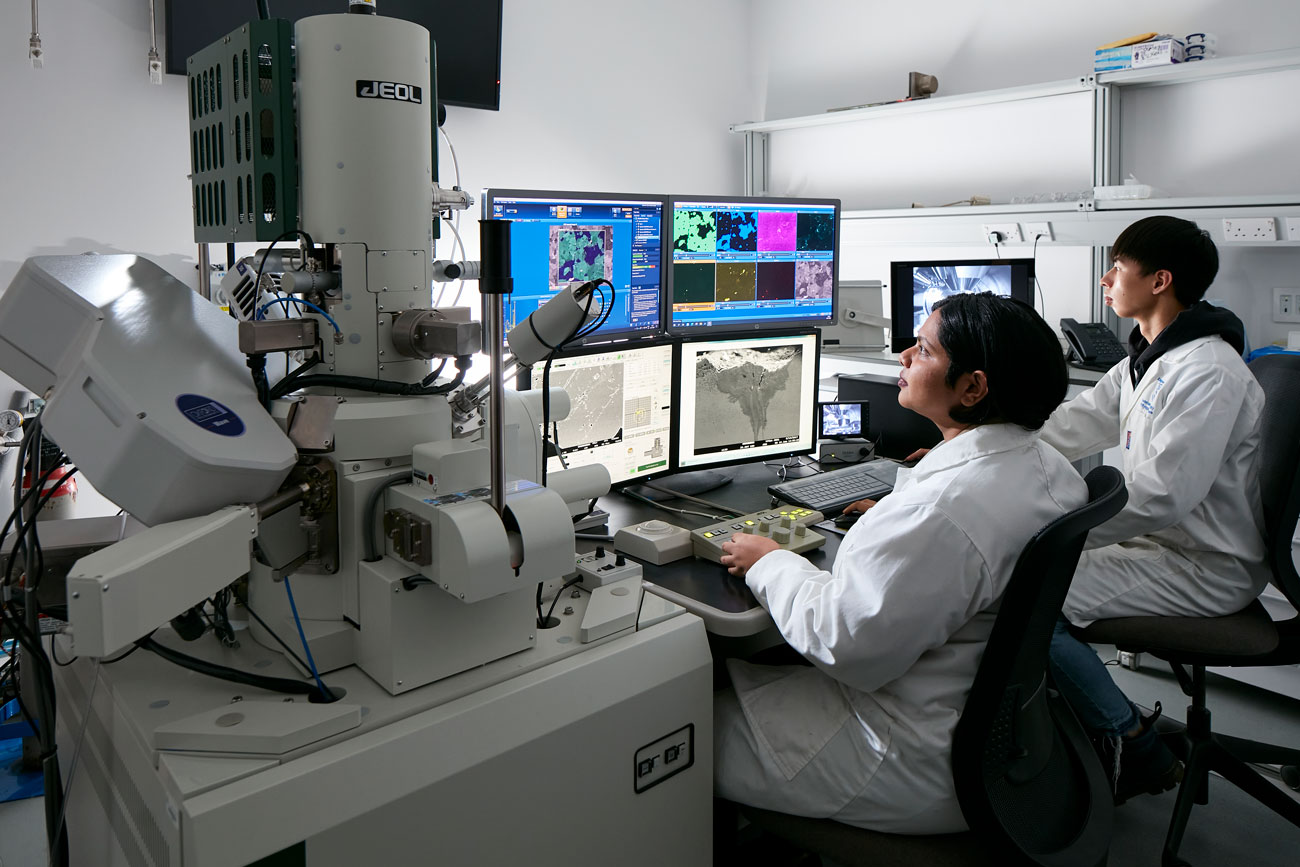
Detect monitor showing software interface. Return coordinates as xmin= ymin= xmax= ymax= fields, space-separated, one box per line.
xmin=668 ymin=197 xmax=839 ymax=332
xmin=675 ymin=331 xmax=819 ymax=471
xmin=485 ymin=190 xmax=667 ymax=342
xmin=528 ymin=341 xmax=674 ymax=485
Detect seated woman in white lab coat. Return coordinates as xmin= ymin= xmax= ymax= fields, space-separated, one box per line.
xmin=716 ymin=292 xmax=1088 ymax=834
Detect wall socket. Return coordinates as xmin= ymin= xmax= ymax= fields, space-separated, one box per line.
xmin=981 ymin=222 xmax=1022 ymax=244
xmin=1021 ymin=221 xmax=1053 ymax=241
xmin=1222 ymin=217 xmax=1277 ymax=241
xmin=1273 ymin=288 xmax=1300 ymax=323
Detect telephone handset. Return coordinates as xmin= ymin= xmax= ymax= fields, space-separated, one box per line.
xmin=1060 ymin=318 xmax=1128 ymax=371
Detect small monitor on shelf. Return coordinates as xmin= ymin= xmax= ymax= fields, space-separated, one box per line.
xmin=888 ymin=258 xmax=1035 ymax=353
xmin=666 ymin=196 xmax=840 ymax=333
xmin=818 ymin=401 xmax=867 ymax=439
xmin=483 ymin=189 xmax=668 ymax=344
xmin=524 ymin=339 xmax=675 ymax=486
xmin=673 ymin=330 xmax=820 ymax=476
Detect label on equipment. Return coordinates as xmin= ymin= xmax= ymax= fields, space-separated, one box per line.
xmin=355 ymin=80 xmax=423 ymax=104
xmin=176 ymin=394 xmax=246 ymax=437
xmin=634 ymin=724 xmax=694 ymax=793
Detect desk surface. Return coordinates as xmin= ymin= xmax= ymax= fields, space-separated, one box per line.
xmin=599 ymin=461 xmax=845 ymax=636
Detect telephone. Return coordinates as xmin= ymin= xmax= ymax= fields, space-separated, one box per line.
xmin=1060 ymin=318 xmax=1128 ymax=371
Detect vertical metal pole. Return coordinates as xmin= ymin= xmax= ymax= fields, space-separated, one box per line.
xmin=478 ymin=219 xmax=513 ymax=516
xmin=197 ymin=244 xmax=212 ymax=301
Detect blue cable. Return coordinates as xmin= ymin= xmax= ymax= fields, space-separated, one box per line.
xmin=282 ymin=576 xmax=331 ymax=698
xmin=255 ymin=296 xmax=342 ymax=333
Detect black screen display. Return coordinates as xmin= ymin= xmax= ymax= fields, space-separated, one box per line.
xmin=164 ymin=1 xmax=502 ymax=110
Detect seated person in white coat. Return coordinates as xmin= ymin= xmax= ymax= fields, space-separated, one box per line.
xmin=715 ymin=293 xmax=1087 ymax=833
xmin=1040 ymin=215 xmax=1268 ymax=802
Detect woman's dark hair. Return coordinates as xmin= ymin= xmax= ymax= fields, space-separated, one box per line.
xmin=931 ymin=292 xmax=1067 ymax=430
xmin=1111 ymin=215 xmax=1219 ymax=306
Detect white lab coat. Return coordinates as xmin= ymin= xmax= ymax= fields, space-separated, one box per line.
xmin=1040 ymin=336 xmax=1269 ymax=626
xmin=714 ymin=424 xmax=1087 ymax=833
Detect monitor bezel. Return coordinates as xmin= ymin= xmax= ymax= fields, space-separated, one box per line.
xmin=482 ymin=188 xmax=671 ymax=347
xmin=888 ymin=257 xmax=1036 ymax=353
xmin=516 ymin=334 xmax=678 ymax=488
xmin=671 ymin=328 xmax=822 ymax=474
xmin=665 ymin=195 xmax=841 ymax=336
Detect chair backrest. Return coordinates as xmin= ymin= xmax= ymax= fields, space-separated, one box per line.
xmin=1247 ymin=353 xmax=1300 ymax=609
xmin=953 ymin=465 xmax=1127 ymax=867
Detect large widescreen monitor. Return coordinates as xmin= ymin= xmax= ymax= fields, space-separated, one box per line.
xmin=485 ymin=190 xmax=668 ymax=344
xmin=888 ymin=258 xmax=1035 ymax=352
xmin=525 ymin=339 xmax=675 ymax=486
xmin=666 ymin=196 xmax=840 ymax=333
xmin=674 ymin=330 xmax=820 ymax=472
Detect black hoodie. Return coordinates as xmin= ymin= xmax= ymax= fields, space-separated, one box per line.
xmin=1127 ymin=301 xmax=1247 ymax=387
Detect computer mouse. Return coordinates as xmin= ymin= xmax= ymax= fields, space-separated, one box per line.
xmin=833 ymin=510 xmax=862 ymax=529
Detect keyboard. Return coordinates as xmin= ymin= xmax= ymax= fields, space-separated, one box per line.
xmin=767 ymin=459 xmax=903 ymax=514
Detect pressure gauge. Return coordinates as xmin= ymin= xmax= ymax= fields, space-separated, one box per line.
xmin=0 ymin=409 xmax=22 ymax=435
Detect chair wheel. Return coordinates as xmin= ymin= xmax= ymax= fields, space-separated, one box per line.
xmin=1281 ymin=765 xmax=1300 ymax=791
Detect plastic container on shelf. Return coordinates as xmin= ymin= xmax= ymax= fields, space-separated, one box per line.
xmin=1094 ymin=174 xmax=1156 ymax=201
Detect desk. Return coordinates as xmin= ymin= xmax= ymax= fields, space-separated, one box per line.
xmin=597 ymin=461 xmax=846 ymax=637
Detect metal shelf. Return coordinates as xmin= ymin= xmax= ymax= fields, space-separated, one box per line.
xmin=730 ymin=78 xmax=1090 ymax=134
xmin=1093 ymin=47 xmax=1300 ymax=88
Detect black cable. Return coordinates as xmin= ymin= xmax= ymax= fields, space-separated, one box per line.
xmin=420 ymin=358 xmax=448 ymax=388
xmin=268 ymin=360 xmax=468 ymax=402
xmin=1032 ymin=232 xmax=1047 ymax=316
xmin=363 ymin=472 xmax=414 ymax=561
xmin=255 ymin=0 xmax=271 ymax=21
xmin=543 ymin=577 xmax=584 ymax=626
xmin=137 ymin=635 xmax=333 ymax=702
xmin=252 ymin=230 xmax=317 ymax=322
xmin=237 ymin=595 xmax=313 ymax=675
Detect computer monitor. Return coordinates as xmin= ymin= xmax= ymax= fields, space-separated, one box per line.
xmin=525 ymin=339 xmax=674 ymax=486
xmin=666 ymin=196 xmax=840 ymax=333
xmin=483 ymin=189 xmax=668 ymax=344
xmin=888 ymin=258 xmax=1035 ymax=352
xmin=836 ymin=374 xmax=941 ymax=460
xmin=674 ymin=330 xmax=820 ymax=472
xmin=818 ymin=401 xmax=867 ymax=439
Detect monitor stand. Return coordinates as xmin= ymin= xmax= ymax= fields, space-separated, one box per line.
xmin=624 ymin=470 xmax=732 ymax=502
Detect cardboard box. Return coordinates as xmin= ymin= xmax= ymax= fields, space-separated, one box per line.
xmin=1095 ymin=36 xmax=1185 ymax=71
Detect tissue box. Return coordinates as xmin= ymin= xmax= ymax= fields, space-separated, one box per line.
xmin=1095 ymin=37 xmax=1185 ymax=72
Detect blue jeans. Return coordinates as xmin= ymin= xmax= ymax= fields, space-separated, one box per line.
xmin=1049 ymin=619 xmax=1140 ymax=738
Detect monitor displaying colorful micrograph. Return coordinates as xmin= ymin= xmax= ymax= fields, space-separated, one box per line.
xmin=667 ymin=196 xmax=840 ymax=333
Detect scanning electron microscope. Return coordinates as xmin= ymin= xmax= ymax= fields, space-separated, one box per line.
xmin=0 ymin=9 xmax=711 ymax=866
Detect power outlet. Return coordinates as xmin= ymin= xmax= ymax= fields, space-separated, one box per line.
xmin=1286 ymin=217 xmax=1300 ymax=241
xmin=1021 ymin=221 xmax=1053 ymax=241
xmin=1273 ymin=288 xmax=1300 ymax=323
xmin=1222 ymin=218 xmax=1277 ymax=242
xmin=982 ymin=222 xmax=1022 ymax=244
xmin=575 ymin=548 xmax=644 ymax=588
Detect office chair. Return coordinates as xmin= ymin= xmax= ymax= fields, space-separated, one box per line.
xmin=1077 ymin=352 xmax=1300 ymax=866
xmin=733 ymin=465 xmax=1127 ymax=867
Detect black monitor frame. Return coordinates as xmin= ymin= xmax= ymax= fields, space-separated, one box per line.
xmin=888 ymin=257 xmax=1036 ymax=353
xmin=818 ymin=401 xmax=868 ymax=440
xmin=665 ymin=195 xmax=841 ymax=335
xmin=672 ymin=329 xmax=821 ymax=475
xmin=517 ymin=335 xmax=677 ymax=488
xmin=483 ymin=188 xmax=671 ymax=347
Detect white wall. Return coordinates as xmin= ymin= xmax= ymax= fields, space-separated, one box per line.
xmin=747 ymin=0 xmax=1300 ymax=349
xmin=0 ymin=0 xmax=755 ymax=510
xmin=749 ymin=0 xmax=1300 ymax=120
